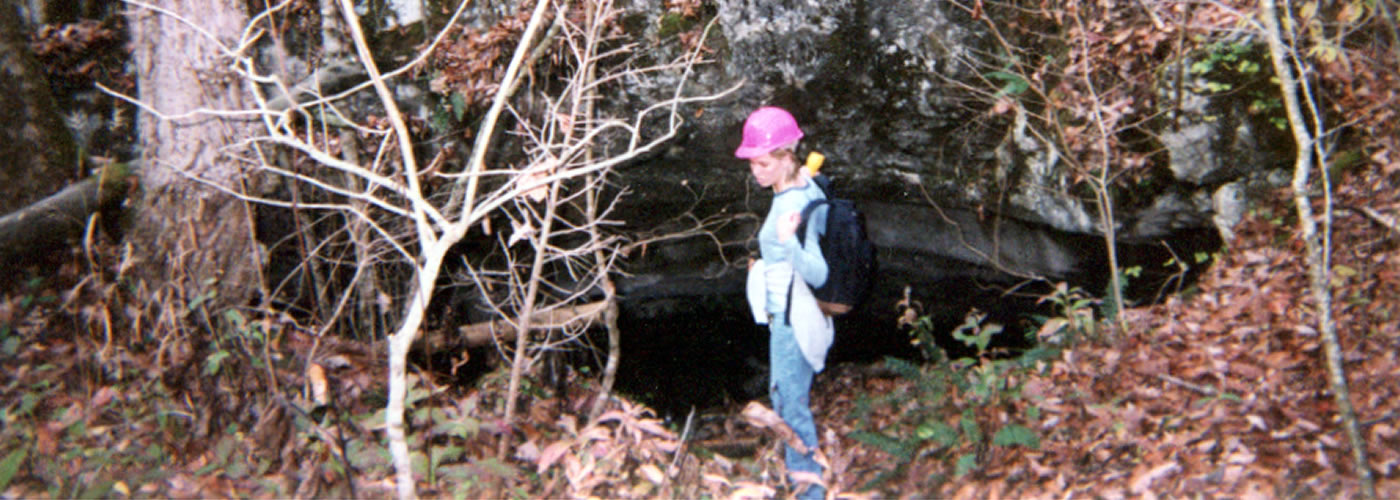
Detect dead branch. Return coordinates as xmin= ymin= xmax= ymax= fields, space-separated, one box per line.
xmin=1155 ymin=373 xmax=1217 ymax=396
xmin=1344 ymin=204 xmax=1400 ymax=237
xmin=415 ymin=300 xmax=612 ymax=348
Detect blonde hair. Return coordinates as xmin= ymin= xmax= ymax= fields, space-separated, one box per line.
xmin=774 ymin=142 xmax=803 ymax=183
xmin=771 ymin=142 xmax=799 ymax=162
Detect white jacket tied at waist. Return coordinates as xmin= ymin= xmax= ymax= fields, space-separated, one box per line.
xmin=747 ymin=259 xmax=834 ymax=372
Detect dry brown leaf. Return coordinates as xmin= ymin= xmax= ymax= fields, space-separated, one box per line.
xmin=1245 ymin=414 xmax=1269 ymax=431
xmin=1130 ymin=461 xmax=1180 ymax=494
xmin=630 ymin=418 xmax=674 ymax=440
xmin=89 ymin=386 xmax=117 ymax=412
xmin=702 ymin=473 xmax=731 ymax=487
xmin=523 ymin=170 xmax=550 ymax=202
xmin=515 ymin=440 xmax=540 ymax=462
xmin=627 ymin=463 xmax=662 ymax=486
xmin=536 ymin=440 xmax=572 ymax=474
xmin=729 ymin=482 xmax=775 ymax=499
xmin=307 ymin=363 xmax=329 ymax=406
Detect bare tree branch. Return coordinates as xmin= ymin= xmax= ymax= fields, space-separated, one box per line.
xmin=1260 ymin=1 xmax=1376 ymax=497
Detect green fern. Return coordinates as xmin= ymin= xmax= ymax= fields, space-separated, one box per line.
xmin=850 ymin=430 xmax=914 ymax=461
xmin=850 ymin=300 xmax=1055 ymax=488
xmin=917 ymin=420 xmax=959 ymax=448
xmin=991 ymin=424 xmax=1040 ymax=449
xmin=884 ymin=356 xmax=922 ymax=379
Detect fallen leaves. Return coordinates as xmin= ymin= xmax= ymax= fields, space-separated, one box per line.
xmin=1130 ymin=461 xmax=1180 ymax=494
xmin=3 ymin=50 xmax=1398 ymax=498
xmin=794 ymin=154 xmax=1400 ymax=497
xmin=740 ymin=401 xmax=809 ymax=455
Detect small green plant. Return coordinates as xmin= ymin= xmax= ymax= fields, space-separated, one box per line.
xmin=1034 ymin=283 xmax=1099 ymax=345
xmin=0 ymin=325 xmax=18 ymax=357
xmin=903 ymin=315 xmax=939 ymax=361
xmin=203 ymin=309 xmax=266 ymax=376
xmin=950 ymin=310 xmax=1002 ymax=354
xmin=985 ymin=70 xmax=1030 ymax=97
xmin=1100 ymin=265 xmax=1139 ymax=322
xmin=856 ymin=305 xmax=1046 ymax=490
xmin=0 ymin=448 xmax=25 ymax=492
xmin=1186 ymin=41 xmax=1287 ymax=129
xmin=656 ymin=12 xmax=697 ymax=39
xmin=850 ymin=354 xmax=1042 ymax=488
xmin=1188 ymin=41 xmax=1260 ymax=93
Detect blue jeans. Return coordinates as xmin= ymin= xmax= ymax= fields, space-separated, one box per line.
xmin=769 ymin=320 xmax=825 ymax=500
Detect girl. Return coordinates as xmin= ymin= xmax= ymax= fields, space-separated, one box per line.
xmin=737 ymin=106 xmax=830 ymax=500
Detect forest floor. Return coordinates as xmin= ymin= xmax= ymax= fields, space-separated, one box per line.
xmin=2 ymin=161 xmax=1398 ymax=499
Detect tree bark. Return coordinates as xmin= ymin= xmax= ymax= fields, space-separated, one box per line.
xmin=126 ymin=0 xmax=262 ymax=316
xmin=0 ymin=0 xmax=80 ymax=215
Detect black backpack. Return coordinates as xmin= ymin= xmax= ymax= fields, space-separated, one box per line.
xmin=786 ymin=173 xmax=878 ymax=319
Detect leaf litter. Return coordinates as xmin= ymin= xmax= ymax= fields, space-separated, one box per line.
xmin=1 ymin=129 xmax=1399 ymax=500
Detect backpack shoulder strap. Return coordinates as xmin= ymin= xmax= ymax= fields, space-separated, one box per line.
xmin=785 ymin=270 xmax=794 ymax=326
xmin=788 ymin=196 xmax=830 ymax=325
xmin=787 ymin=174 xmax=833 ymax=325
xmin=810 ymin=173 xmax=831 ymax=196
xmin=796 ymin=198 xmax=830 ymax=246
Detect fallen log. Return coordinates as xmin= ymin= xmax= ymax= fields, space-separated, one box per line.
xmin=0 ymin=161 xmax=132 ymax=268
xmin=422 ymin=299 xmax=610 ymax=348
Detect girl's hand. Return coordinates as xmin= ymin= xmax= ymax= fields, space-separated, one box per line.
xmin=777 ymin=211 xmax=801 ymax=242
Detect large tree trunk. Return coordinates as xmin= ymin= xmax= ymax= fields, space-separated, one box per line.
xmin=126 ymin=0 xmax=261 ymax=315
xmin=0 ymin=0 xmax=80 ymax=215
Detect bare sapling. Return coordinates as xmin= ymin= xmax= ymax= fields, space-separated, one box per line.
xmin=483 ymin=2 xmax=735 ymax=448
xmin=112 ymin=0 xmax=736 ymax=497
xmin=1258 ymin=0 xmax=1375 ymax=497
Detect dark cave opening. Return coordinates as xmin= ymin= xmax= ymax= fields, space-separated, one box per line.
xmin=423 ymin=223 xmax=1223 ymax=423
xmin=605 ymin=224 xmax=1224 ymax=420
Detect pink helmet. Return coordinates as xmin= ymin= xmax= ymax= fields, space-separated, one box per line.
xmin=734 ymin=106 xmax=804 ymax=159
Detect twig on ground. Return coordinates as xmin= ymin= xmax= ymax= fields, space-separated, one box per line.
xmin=1156 ymin=373 xmax=1218 ymax=396
xmin=1343 ymin=204 xmax=1400 ymax=237
xmin=671 ymin=405 xmax=696 ymax=471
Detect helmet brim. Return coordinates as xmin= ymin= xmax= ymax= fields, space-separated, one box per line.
xmin=734 ymin=137 xmax=801 ymax=159
xmin=734 ymin=144 xmax=771 ymax=159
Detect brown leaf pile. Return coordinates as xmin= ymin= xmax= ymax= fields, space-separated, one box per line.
xmin=2 ymin=176 xmax=1397 ymax=500
xmin=803 ymin=172 xmax=1399 ymax=498
xmin=29 ymin=18 xmax=131 ymax=92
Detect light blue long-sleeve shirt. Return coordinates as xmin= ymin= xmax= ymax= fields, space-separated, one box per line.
xmin=758 ymin=175 xmax=829 ymax=318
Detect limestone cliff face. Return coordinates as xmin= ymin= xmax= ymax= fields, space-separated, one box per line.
xmin=601 ymin=0 xmax=1287 ymax=248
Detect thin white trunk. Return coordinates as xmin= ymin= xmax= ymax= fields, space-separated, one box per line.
xmin=334 ymin=1 xmax=434 ymax=497
xmin=385 ymin=243 xmax=447 ymax=500
xmin=1260 ymin=1 xmax=1375 ymax=497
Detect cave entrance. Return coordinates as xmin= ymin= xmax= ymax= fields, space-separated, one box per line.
xmin=610 ymin=284 xmax=1046 ymax=421
xmin=605 ymin=224 xmax=1224 ymax=420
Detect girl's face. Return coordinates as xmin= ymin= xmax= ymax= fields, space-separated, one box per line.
xmin=748 ymin=150 xmax=795 ymax=190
